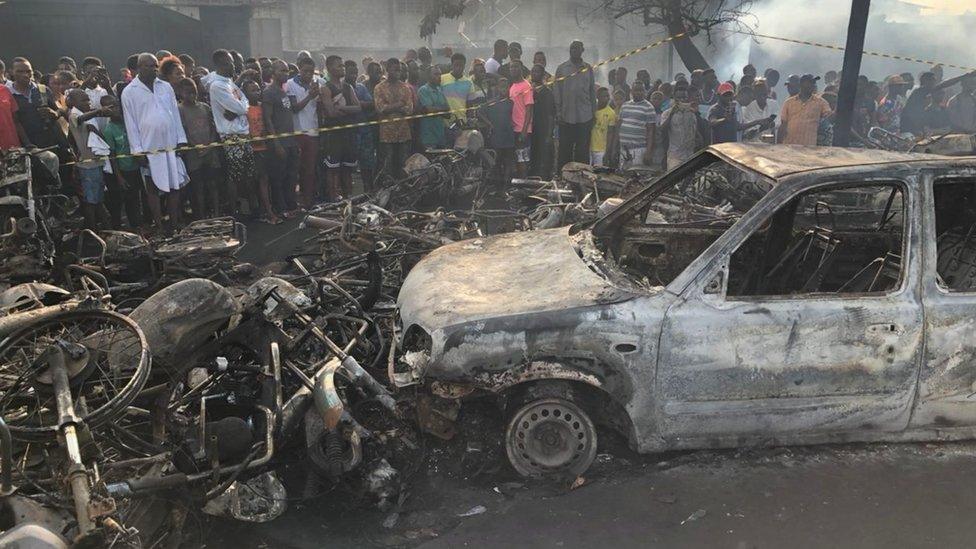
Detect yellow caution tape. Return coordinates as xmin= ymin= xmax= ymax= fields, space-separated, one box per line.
xmin=727 ymin=30 xmax=976 ymax=73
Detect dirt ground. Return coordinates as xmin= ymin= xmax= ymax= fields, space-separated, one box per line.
xmin=205 ymin=424 xmax=976 ymax=549
xmin=200 ymin=212 xmax=976 ymax=549
xmin=199 ymin=347 xmax=976 ymax=549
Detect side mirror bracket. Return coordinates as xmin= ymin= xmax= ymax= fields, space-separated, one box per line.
xmin=702 ymin=258 xmax=729 ymax=296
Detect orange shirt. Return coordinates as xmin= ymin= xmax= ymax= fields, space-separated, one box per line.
xmin=247 ymin=105 xmax=267 ymax=151
xmin=780 ymin=94 xmax=832 ymax=146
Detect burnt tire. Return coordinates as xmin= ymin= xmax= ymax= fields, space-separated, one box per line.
xmin=505 ymin=397 xmax=597 ymax=478
xmin=0 ymin=309 xmax=151 ymax=441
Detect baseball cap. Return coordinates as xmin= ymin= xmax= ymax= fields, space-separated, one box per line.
xmin=717 ymin=81 xmax=735 ymax=95
xmin=800 ymin=73 xmax=821 ymax=83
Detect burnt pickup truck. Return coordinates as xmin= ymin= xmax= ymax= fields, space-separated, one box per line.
xmin=395 ymin=143 xmax=976 ymax=477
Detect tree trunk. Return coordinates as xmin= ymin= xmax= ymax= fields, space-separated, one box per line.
xmin=666 ymin=19 xmax=711 ymax=73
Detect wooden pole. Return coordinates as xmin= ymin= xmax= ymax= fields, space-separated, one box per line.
xmin=832 ymin=0 xmax=871 ymax=147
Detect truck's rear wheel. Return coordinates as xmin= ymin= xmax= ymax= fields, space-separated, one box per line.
xmin=505 ymin=397 xmax=597 ymax=478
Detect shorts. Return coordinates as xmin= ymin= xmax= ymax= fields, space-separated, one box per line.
xmin=515 ymin=145 xmax=531 ymax=163
xmin=322 ymin=129 xmax=358 ymax=168
xmin=590 ymin=151 xmax=606 ymax=166
xmin=356 ymin=128 xmax=377 ymax=170
xmin=220 ymin=135 xmax=256 ymax=188
xmin=78 ymin=166 xmax=104 ymax=204
xmin=119 ymin=169 xmax=145 ymax=191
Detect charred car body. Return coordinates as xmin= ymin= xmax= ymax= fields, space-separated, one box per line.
xmin=396 ymin=143 xmax=976 ymax=477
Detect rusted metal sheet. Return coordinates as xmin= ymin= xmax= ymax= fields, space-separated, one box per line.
xmin=912 ymin=133 xmax=976 ymax=156
xmin=709 ymin=142 xmax=965 ymax=180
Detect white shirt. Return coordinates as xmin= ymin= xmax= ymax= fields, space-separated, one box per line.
xmin=741 ymin=97 xmax=780 ymax=141
xmin=284 ymin=75 xmax=323 ymax=133
xmin=742 ymin=97 xmax=780 ymax=124
xmin=120 ymin=77 xmax=188 ymax=192
xmin=84 ymin=86 xmax=109 ymax=130
xmin=207 ymin=74 xmax=250 ymax=136
xmin=200 ymin=71 xmax=216 ymax=89
xmin=485 ymin=57 xmax=501 ymax=75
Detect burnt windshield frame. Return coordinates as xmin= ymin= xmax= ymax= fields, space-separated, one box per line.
xmin=590 ymin=151 xmax=768 ymax=238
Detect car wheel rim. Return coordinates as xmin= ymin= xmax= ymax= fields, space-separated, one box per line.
xmin=506 ymin=398 xmax=597 ymax=478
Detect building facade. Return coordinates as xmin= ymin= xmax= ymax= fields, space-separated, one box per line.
xmin=151 ymin=0 xmax=674 ymax=81
xmin=0 ymin=0 xmax=676 ymax=82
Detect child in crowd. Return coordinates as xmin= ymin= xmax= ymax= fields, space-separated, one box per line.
xmin=612 ymin=88 xmax=628 ymax=113
xmin=176 ymin=78 xmax=221 ymax=219
xmin=508 ymin=60 xmax=533 ymax=178
xmin=100 ymin=95 xmax=143 ymax=229
xmin=485 ymin=77 xmax=515 ymax=188
xmin=590 ymin=87 xmax=617 ymax=166
xmin=66 ymin=88 xmax=110 ymax=229
xmin=649 ymin=91 xmax=665 ymax=114
xmin=243 ymin=80 xmax=280 ymax=224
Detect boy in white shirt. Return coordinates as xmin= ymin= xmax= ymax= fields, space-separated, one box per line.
xmin=67 ymin=88 xmax=111 ymax=228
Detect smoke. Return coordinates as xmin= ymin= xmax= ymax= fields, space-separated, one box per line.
xmin=706 ymin=0 xmax=976 ymax=83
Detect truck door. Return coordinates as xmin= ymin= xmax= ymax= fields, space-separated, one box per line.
xmin=913 ymin=174 xmax=976 ymax=429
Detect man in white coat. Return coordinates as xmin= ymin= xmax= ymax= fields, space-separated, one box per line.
xmin=121 ymin=52 xmax=189 ymax=230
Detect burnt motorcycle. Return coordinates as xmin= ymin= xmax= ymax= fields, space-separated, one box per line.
xmin=0 ymin=275 xmax=401 ymax=547
xmin=375 ymin=121 xmax=496 ymax=212
xmin=0 ymin=148 xmax=72 ymax=287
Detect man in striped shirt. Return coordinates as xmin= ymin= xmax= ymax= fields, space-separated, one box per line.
xmin=614 ymin=81 xmax=656 ymax=168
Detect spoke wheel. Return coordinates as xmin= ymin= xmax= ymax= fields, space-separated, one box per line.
xmin=505 ymin=398 xmax=597 ymax=478
xmin=0 ymin=310 xmax=150 ymax=441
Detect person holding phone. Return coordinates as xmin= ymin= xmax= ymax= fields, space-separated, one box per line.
xmin=741 ymin=79 xmax=779 ymax=142
xmin=80 ymin=58 xmax=112 ymax=131
xmin=285 ymin=56 xmax=322 ymax=208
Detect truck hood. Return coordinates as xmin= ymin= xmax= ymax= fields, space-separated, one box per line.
xmin=397 ymin=227 xmax=633 ymax=331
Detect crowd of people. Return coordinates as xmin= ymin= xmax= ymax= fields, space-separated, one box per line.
xmin=1 ymin=37 xmax=975 ymax=233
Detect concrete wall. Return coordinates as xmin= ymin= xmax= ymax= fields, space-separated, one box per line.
xmin=279 ymin=0 xmax=671 ymax=84
xmin=153 ymin=0 xmax=676 ymax=84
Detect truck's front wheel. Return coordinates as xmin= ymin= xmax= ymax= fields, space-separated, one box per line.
xmin=505 ymin=397 xmax=597 ymax=478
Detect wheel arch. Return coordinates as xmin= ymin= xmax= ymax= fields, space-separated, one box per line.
xmin=499 ymin=377 xmax=638 ymax=451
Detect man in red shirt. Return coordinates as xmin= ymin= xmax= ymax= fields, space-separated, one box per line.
xmin=0 ymin=59 xmax=26 ymax=150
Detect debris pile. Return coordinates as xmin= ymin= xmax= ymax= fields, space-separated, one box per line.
xmin=0 ymin=142 xmax=650 ymax=547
